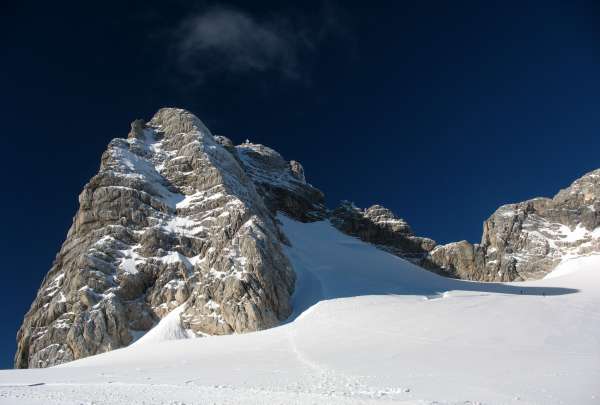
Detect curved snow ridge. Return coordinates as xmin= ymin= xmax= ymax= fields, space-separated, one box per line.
xmin=132 ymin=304 xmax=193 ymax=346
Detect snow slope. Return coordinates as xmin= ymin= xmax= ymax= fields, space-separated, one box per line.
xmin=1 ymin=216 xmax=599 ymax=404
xmin=131 ymin=304 xmax=194 ymax=346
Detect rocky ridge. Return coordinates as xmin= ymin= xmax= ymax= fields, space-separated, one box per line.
xmin=328 ymin=173 xmax=600 ymax=282
xmin=16 ymin=107 xmax=600 ymax=368
xmin=330 ymin=201 xmax=436 ymax=263
xmin=331 ymin=169 xmax=600 ymax=281
xmin=426 ymin=169 xmax=600 ymax=281
xmin=16 ymin=108 xmax=323 ymax=368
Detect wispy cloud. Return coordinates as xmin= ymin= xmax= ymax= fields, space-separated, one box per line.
xmin=173 ymin=4 xmax=348 ymax=82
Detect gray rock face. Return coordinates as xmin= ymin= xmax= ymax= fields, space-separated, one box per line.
xmin=330 ymin=201 xmax=436 ymax=262
xmin=16 ymin=108 xmax=321 ymax=368
xmin=329 ymin=171 xmax=600 ymax=282
xmin=426 ymin=169 xmax=600 ymax=281
xmin=235 ymin=142 xmax=327 ymax=221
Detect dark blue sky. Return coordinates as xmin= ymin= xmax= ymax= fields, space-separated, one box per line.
xmin=1 ymin=0 xmax=600 ymax=368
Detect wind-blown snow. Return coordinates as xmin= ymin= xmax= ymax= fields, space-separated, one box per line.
xmin=132 ymin=305 xmax=194 ymax=346
xmin=1 ymin=216 xmax=598 ymax=404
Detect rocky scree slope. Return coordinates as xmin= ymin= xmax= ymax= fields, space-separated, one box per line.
xmin=15 ymin=108 xmax=325 ymax=368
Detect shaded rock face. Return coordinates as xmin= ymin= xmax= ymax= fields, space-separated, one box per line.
xmin=16 ymin=108 xmax=321 ymax=368
xmin=426 ymin=169 xmax=600 ymax=281
xmin=330 ymin=201 xmax=436 ymax=262
xmin=235 ymin=142 xmax=327 ymax=221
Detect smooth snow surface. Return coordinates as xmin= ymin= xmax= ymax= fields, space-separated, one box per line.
xmin=1 ymin=216 xmax=599 ymax=404
xmin=544 ymin=254 xmax=600 ymax=279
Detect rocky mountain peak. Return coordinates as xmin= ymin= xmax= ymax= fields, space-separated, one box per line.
xmin=15 ymin=107 xmax=600 ymax=370
xmin=15 ymin=108 xmax=314 ymax=368
xmin=148 ymin=107 xmax=210 ymax=139
xmin=427 ymin=168 xmax=600 ymax=281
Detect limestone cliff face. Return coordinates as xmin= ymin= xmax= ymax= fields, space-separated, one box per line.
xmin=235 ymin=142 xmax=327 ymax=221
xmin=330 ymin=201 xmax=436 ymax=263
xmin=329 ymin=172 xmax=600 ymax=282
xmin=15 ymin=108 xmax=321 ymax=368
xmin=427 ymin=169 xmax=600 ymax=281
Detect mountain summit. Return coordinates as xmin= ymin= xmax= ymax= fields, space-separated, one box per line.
xmin=16 ymin=108 xmax=600 ymax=368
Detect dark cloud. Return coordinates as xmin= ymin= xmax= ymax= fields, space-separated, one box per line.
xmin=174 ymin=4 xmax=348 ymax=82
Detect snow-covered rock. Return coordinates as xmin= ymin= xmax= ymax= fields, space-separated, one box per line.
xmin=235 ymin=142 xmax=327 ymax=221
xmin=330 ymin=201 xmax=436 ymax=263
xmin=428 ymin=169 xmax=600 ymax=281
xmin=15 ymin=108 xmax=316 ymax=368
xmin=327 ymin=172 xmax=600 ymax=283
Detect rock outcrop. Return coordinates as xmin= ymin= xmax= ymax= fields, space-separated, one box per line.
xmin=426 ymin=169 xmax=600 ymax=281
xmin=327 ymin=173 xmax=600 ymax=282
xmin=330 ymin=201 xmax=436 ymax=262
xmin=15 ymin=108 xmax=320 ymax=368
xmin=235 ymin=142 xmax=327 ymax=221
